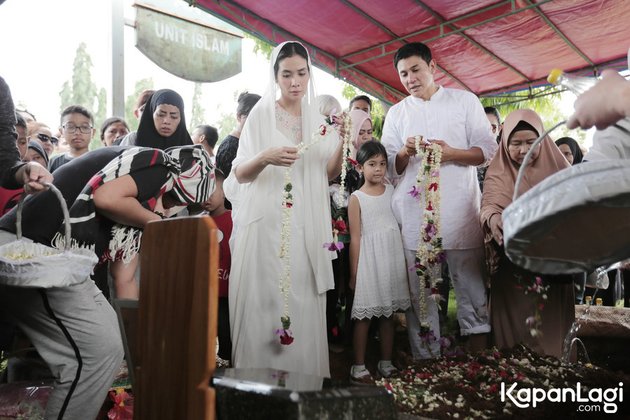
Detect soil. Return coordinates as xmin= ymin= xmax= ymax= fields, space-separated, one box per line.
xmin=327 ymin=315 xmax=630 ymax=419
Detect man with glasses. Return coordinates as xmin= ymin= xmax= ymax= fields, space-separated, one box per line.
xmin=49 ymin=105 xmax=95 ymax=172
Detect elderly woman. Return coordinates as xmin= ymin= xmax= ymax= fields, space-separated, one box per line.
xmin=481 ymin=109 xmax=573 ymax=358
xmin=101 ymin=117 xmax=130 ymax=147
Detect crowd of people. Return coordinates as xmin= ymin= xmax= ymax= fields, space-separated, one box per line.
xmin=1 ymin=39 xmax=629 ymax=417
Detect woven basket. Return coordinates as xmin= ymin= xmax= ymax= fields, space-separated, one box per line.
xmin=0 ymin=184 xmax=98 ymax=288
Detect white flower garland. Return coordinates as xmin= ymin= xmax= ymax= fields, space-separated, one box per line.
xmin=278 ymin=168 xmax=294 ymax=342
xmin=410 ymin=136 xmax=444 ymax=339
xmin=334 ymin=112 xmax=353 ymax=208
xmin=276 ymin=122 xmax=336 ymax=345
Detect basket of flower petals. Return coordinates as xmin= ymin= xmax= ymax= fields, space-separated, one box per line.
xmin=0 ymin=184 xmax=98 ymax=288
xmin=377 ymin=345 xmax=629 ymax=419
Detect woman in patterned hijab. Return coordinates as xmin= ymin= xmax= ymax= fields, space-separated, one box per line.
xmin=52 ymin=144 xmax=214 ymax=298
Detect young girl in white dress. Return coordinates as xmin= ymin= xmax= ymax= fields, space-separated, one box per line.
xmin=348 ymin=141 xmax=411 ymax=384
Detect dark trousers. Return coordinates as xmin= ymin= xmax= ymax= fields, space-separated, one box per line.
xmin=326 ymin=246 xmax=353 ymax=345
xmin=217 ymin=297 xmax=232 ymax=361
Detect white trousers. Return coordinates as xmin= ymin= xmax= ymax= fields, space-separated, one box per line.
xmin=404 ymin=247 xmax=490 ymax=360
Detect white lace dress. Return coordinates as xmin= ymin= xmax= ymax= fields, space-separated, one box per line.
xmin=351 ymin=184 xmax=411 ymax=319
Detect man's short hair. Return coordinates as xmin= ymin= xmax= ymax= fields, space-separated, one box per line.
xmin=393 ymin=42 xmax=432 ymax=69
xmin=484 ymin=106 xmax=501 ymax=124
xmin=196 ymin=125 xmax=219 ymax=149
xmin=349 ymin=95 xmax=372 ymax=111
xmin=60 ymin=105 xmax=94 ymax=125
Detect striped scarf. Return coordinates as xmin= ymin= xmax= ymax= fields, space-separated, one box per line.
xmin=52 ymin=145 xmax=214 ymax=263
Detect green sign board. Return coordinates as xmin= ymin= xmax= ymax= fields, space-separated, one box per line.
xmin=135 ymin=5 xmax=242 ymax=82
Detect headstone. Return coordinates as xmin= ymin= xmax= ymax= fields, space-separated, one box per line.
xmin=135 ymin=216 xmax=219 ymax=420
xmin=213 ymin=368 xmax=397 ymax=419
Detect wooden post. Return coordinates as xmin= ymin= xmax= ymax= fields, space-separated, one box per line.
xmin=134 ymin=216 xmax=218 ymax=420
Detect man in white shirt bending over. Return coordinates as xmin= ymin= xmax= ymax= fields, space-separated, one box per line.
xmin=381 ymin=42 xmax=498 ymax=359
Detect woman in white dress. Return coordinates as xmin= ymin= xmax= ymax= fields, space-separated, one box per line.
xmin=225 ymin=41 xmax=344 ymax=377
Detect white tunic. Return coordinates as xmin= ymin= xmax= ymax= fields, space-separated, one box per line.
xmin=381 ymin=87 xmax=498 ymax=250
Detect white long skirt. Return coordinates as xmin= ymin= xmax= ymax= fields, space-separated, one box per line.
xmin=229 ymin=220 xmax=330 ymax=378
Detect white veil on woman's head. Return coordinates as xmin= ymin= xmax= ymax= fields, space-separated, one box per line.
xmin=257 ymin=41 xmax=320 ymax=139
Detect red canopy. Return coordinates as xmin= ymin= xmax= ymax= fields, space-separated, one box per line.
xmin=189 ymin=0 xmax=629 ymax=104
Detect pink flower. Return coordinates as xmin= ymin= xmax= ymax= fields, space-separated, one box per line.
xmin=332 ymin=219 xmax=347 ymax=234
xmin=419 ymin=328 xmax=436 ymax=344
xmin=280 ymin=330 xmax=294 ymax=345
xmin=275 ymin=328 xmax=294 ymax=345
xmin=107 ymin=388 xmax=133 ymax=419
xmin=323 ymin=242 xmax=345 ymax=251
xmin=383 ymin=381 xmax=394 ymax=393
xmin=438 ymin=336 xmax=451 ymax=349
xmin=346 ymin=157 xmax=358 ymax=167
xmin=424 ymin=222 xmax=437 ymax=237
xmin=408 ymin=186 xmax=420 ymax=199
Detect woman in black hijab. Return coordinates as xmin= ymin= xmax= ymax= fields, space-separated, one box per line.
xmin=135 ymin=89 xmax=193 ymax=150
xmin=555 ymin=136 xmax=584 ymax=165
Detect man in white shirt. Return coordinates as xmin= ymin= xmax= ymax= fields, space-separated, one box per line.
xmin=381 ymin=42 xmax=498 ymax=359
